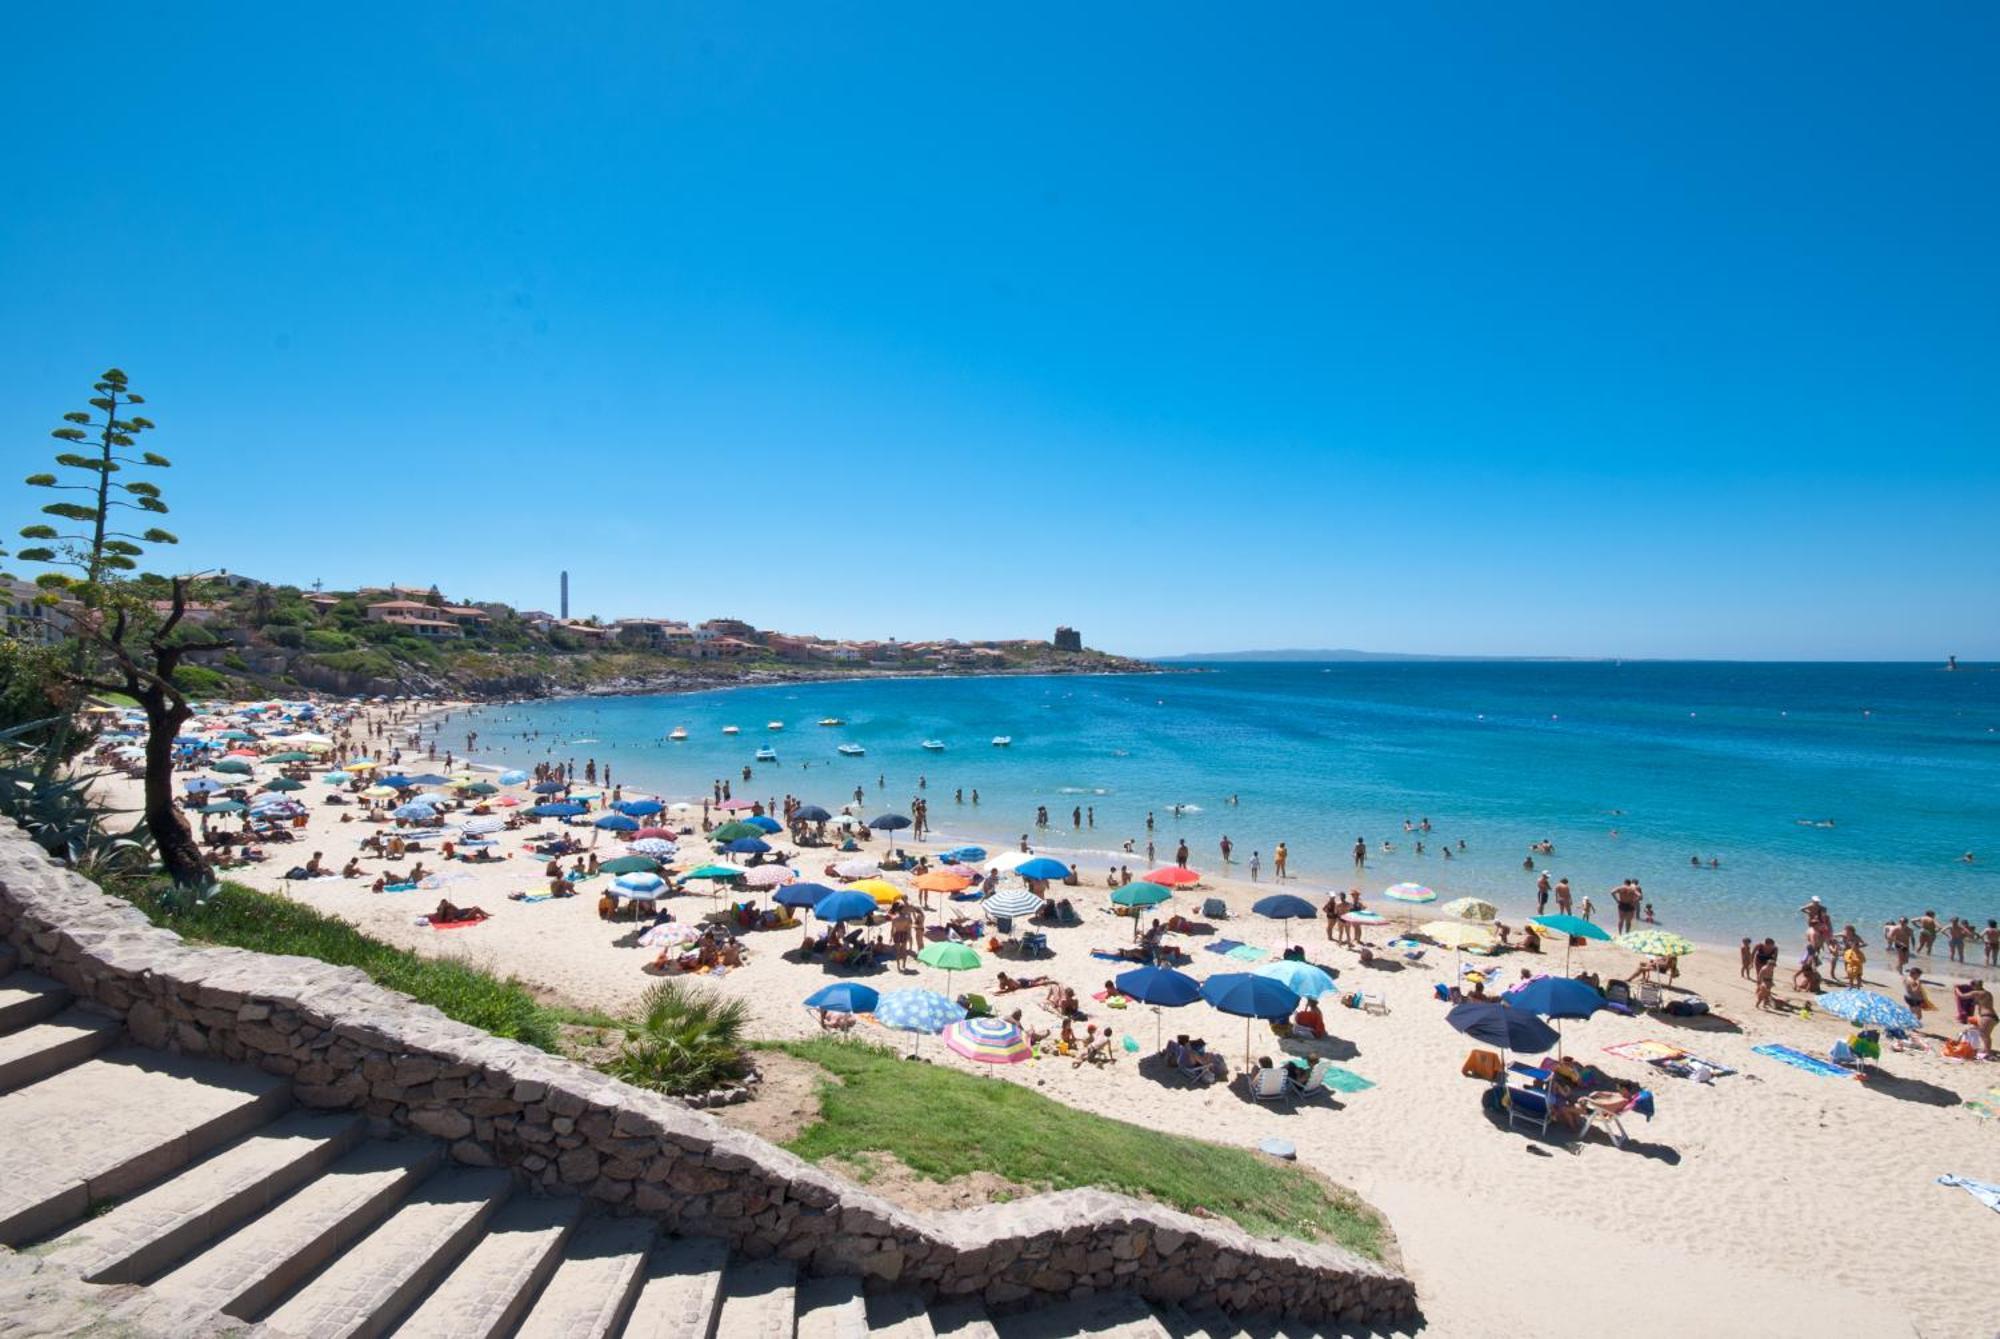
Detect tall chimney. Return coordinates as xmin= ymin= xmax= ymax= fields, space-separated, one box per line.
xmin=560 ymin=570 xmax=569 ymax=620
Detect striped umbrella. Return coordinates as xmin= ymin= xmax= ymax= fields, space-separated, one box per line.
xmin=1816 ymin=989 xmax=1918 ymax=1031
xmin=942 ymin=1016 xmax=1032 ymax=1066
xmin=982 ymin=886 xmax=1045 ymax=919
xmin=626 ymin=839 xmax=678 ymax=859
xmin=1382 ymin=882 xmax=1436 ymax=904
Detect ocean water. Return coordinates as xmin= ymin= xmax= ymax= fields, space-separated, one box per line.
xmin=456 ymin=662 xmax=1999 ymax=943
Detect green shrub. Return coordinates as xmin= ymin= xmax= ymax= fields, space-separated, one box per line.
xmin=311 ymin=649 xmax=399 ymax=679
xmin=172 ymin=664 xmax=230 ymax=696
xmin=302 ymin=628 xmax=354 ymax=653
xmin=604 ymin=981 xmax=752 ymax=1096
xmin=262 ymin=624 xmax=304 ymax=649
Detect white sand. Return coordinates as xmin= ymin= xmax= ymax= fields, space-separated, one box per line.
xmin=98 ymin=702 xmax=1999 ymax=1338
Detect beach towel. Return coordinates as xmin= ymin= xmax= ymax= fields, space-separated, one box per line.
xmin=517 ymin=893 xmax=556 ymax=904
xmin=1090 ymin=950 xmax=1142 ymax=963
xmin=429 ymin=917 xmax=481 ymax=930
xmin=1204 ymin=939 xmax=1245 ymax=956
xmin=384 ymin=882 xmax=418 ymax=894
xmin=1937 ymin=1174 xmax=2000 ymax=1213
xmin=1961 ymin=1086 xmax=2000 ymax=1120
xmin=1604 ymin=1040 xmax=1685 ymax=1063
xmin=1751 ymin=1043 xmax=1854 ymax=1079
xmin=1225 ymin=944 xmax=1270 ymax=963
xmin=1315 ymin=1064 xmax=1376 ymax=1093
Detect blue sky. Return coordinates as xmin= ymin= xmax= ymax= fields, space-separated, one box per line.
xmin=4 ymin=4 xmax=1995 ymax=660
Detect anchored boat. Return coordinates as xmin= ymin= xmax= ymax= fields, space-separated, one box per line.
xmin=837 ymin=743 xmax=866 ymax=756
xmin=668 ymin=727 xmax=688 ymax=741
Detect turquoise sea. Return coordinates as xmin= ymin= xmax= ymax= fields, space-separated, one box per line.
xmin=457 ymin=662 xmax=1999 ymax=943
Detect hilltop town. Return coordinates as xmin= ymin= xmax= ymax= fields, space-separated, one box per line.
xmin=2 ymin=574 xmax=1149 ymax=702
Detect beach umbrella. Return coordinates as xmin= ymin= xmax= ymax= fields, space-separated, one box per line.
xmin=804 ymin=982 xmax=879 ymax=1014
xmin=595 ymin=814 xmax=641 ymax=832
xmin=942 ymin=845 xmax=987 ymax=863
xmin=1202 ymin=972 xmax=1302 ymax=1069
xmin=1251 ymin=893 xmax=1318 ymax=944
xmin=182 ymin=778 xmax=225 ymax=794
xmin=267 ymin=751 xmax=313 ymax=763
xmin=323 ymin=771 xmax=351 ymax=785
xmin=828 ymin=814 xmax=862 ymax=829
xmin=638 ymin=921 xmax=703 ymax=950
xmin=684 ymin=864 xmax=747 ymax=882
xmin=1110 ymin=881 xmax=1173 ymax=909
xmin=985 ymin=853 xmax=1038 ymax=874
xmin=261 ymin=778 xmax=305 ymax=792
xmin=378 ymin=775 xmax=415 ymax=791
xmin=1255 ymin=960 xmax=1338 ymax=1000
xmin=1116 ymin=964 xmax=1203 ymax=1048
xmin=407 ymin=773 xmax=451 ymax=786
xmin=218 ymin=729 xmax=256 ymax=741
xmin=869 ymin=813 xmax=913 ymax=837
xmin=913 ymin=869 xmax=974 ymax=894
xmin=199 ymin=800 xmax=246 ymax=815
xmin=1817 ymin=989 xmax=1919 ymax=1031
xmin=1616 ymin=929 xmax=1696 ymax=959
xmin=833 ymin=858 xmax=880 ymax=880
xmin=793 ymin=804 xmax=832 ymax=823
xmin=392 ymin=802 xmax=437 ymax=821
xmin=1441 ymin=897 xmax=1498 ymax=922
xmin=460 ymin=816 xmax=506 ymax=835
xmin=712 ymin=821 xmax=763 ymax=842
xmin=813 ymin=890 xmax=879 ymax=923
xmin=1446 ymin=1001 xmax=1559 ymax=1058
xmin=601 ymin=856 xmax=661 ymax=875
xmin=847 ymin=878 xmax=904 ymax=905
xmin=1343 ymin=909 xmax=1387 ymax=925
xmin=721 ymin=836 xmax=772 ymax=856
xmin=530 ymin=802 xmax=587 ymax=818
xmin=627 ymin=838 xmax=678 ymax=859
xmin=1144 ymin=867 xmax=1202 ymax=887
xmin=615 ymin=799 xmax=665 ymax=817
xmin=942 ymin=1016 xmax=1032 ymax=1066
xmin=744 ymin=814 xmax=783 ymax=833
xmin=875 ymin=989 xmax=966 ymax=1056
xmin=343 ymin=760 xmax=377 ymax=771
xmin=982 ymin=886 xmax=1044 ymax=919
xmin=1382 ymin=882 xmax=1436 ymax=904
xmin=1503 ymin=975 xmax=1606 ymax=1057
xmin=778 ymin=882 xmax=835 ymax=909
xmin=742 ymin=865 xmax=796 ymax=888
xmin=1528 ymin=913 xmax=1612 ymax=971
xmin=613 ymin=872 xmax=667 ymax=897
xmin=363 ymin=784 xmax=399 ymax=800
xmin=414 ymin=791 xmax=456 ymax=807
xmin=1422 ymin=920 xmax=1498 ymax=951
xmin=211 ymin=759 xmax=253 ymax=775
xmin=918 ymin=940 xmax=981 ymax=993
xmin=532 ymin=781 xmax=566 ymax=795
xmin=462 ymin=782 xmax=499 ymax=796
xmin=632 ymin=826 xmax=676 ymax=841
xmin=498 ymin=769 xmax=529 ymax=785
xmin=716 ymin=798 xmax=758 ymax=812
xmin=497 ymin=796 xmax=521 ymax=807
xmin=1014 ymin=857 xmax=1070 ymax=882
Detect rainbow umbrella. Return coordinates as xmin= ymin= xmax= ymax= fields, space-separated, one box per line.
xmin=942 ymin=1016 xmax=1031 ymax=1066
xmin=1382 ymin=882 xmax=1436 ymax=904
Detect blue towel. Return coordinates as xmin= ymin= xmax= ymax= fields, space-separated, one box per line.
xmin=1751 ymin=1043 xmax=1852 ymax=1079
xmin=1938 ymin=1174 xmax=2000 ymax=1213
xmin=1205 ymin=939 xmax=1245 ymax=956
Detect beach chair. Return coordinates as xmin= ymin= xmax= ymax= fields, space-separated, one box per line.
xmin=1171 ymin=1049 xmax=1217 ymax=1086
xmin=1360 ymin=992 xmax=1389 ymax=1015
xmin=1285 ymin=1063 xmax=1333 ymax=1101
xmin=1603 ymin=980 xmax=1637 ymax=1015
xmin=1504 ymin=1086 xmax=1558 ymax=1138
xmin=1637 ymin=981 xmax=1665 ymax=1010
xmin=1202 ymin=897 xmax=1228 ymax=919
xmin=1019 ymin=931 xmax=1050 ymax=957
xmin=1582 ymin=1091 xmax=1639 ymax=1148
xmin=1248 ymin=1067 xmax=1289 ymax=1103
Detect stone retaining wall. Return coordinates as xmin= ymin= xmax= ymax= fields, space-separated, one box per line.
xmin=0 ymin=825 xmax=1417 ymax=1325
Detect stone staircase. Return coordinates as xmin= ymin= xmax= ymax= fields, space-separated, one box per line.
xmin=1 ymin=948 xmax=1375 ymax=1339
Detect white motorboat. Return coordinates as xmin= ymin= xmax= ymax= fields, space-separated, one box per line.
xmin=668 ymin=727 xmax=688 ymax=741
xmin=921 ymin=739 xmax=946 ymax=751
xmin=817 ymin=717 xmax=844 ymax=726
xmin=722 ymin=725 xmax=741 ymax=735
xmin=754 ymin=747 xmax=778 ymax=762
xmin=767 ymin=721 xmax=784 ymax=731
xmin=837 ymin=743 xmax=866 ymax=756
xmin=991 ymin=736 xmax=1012 ymax=747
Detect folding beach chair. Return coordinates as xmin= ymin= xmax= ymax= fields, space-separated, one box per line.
xmin=1505 ymin=1086 xmax=1557 ymax=1138
xmin=1248 ymin=1067 xmax=1289 ymax=1103
xmin=1285 ymin=1062 xmax=1334 ymax=1102
xmin=1019 ymin=931 xmax=1050 ymax=957
xmin=1582 ymin=1091 xmax=1637 ymax=1148
xmin=1603 ymin=980 xmax=1638 ymax=1015
xmin=1637 ymin=981 xmax=1665 ymax=1010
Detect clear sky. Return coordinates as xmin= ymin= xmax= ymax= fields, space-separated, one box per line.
xmin=4 ymin=4 xmax=1996 ymax=660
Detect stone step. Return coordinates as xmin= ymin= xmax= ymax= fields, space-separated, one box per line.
xmin=867 ymin=1290 xmax=937 ymax=1339
xmin=929 ymin=1304 xmax=1000 ymax=1339
xmin=150 ymin=1138 xmax=441 ymax=1321
xmin=992 ymin=1294 xmax=1171 ymax=1339
xmin=0 ymin=1047 xmax=293 ymax=1246
xmin=263 ymin=1167 xmax=515 ymax=1339
xmin=713 ymin=1259 xmax=798 ymax=1339
xmin=513 ymin=1214 xmax=658 ymax=1339
xmin=621 ymin=1235 xmax=730 ymax=1339
xmin=391 ymin=1194 xmax=584 ymax=1339
xmin=37 ymin=1111 xmax=367 ymax=1285
xmin=796 ymin=1274 xmax=868 ymax=1339
xmin=0 ymin=970 xmax=72 ymax=1034
xmin=0 ymin=1006 xmax=120 ymax=1095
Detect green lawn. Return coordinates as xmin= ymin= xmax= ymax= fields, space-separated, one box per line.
xmin=115 ymin=878 xmax=561 ymax=1051
xmin=763 ymin=1038 xmax=1385 ymax=1257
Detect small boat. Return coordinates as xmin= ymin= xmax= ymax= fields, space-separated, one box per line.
xmin=668 ymin=727 xmax=688 ymax=741
xmin=921 ymin=739 xmax=946 ymax=751
xmin=767 ymin=721 xmax=784 ymax=731
xmin=754 ymin=747 xmax=778 ymax=762
xmin=722 ymin=725 xmax=740 ymax=736
xmin=817 ymin=717 xmax=844 ymax=727
xmin=837 ymin=743 xmax=866 ymax=756
xmin=991 ymin=736 xmax=1012 ymax=747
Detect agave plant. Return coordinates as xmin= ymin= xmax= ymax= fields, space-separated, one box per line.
xmin=604 ymin=981 xmax=752 ymax=1097
xmin=0 ymin=717 xmax=154 ymax=879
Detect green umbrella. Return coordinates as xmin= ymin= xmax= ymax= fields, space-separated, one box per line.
xmin=684 ymin=864 xmax=745 ymax=880
xmin=267 ymin=751 xmax=314 ymax=763
xmin=463 ymin=782 xmax=499 ymax=796
xmin=261 ymin=778 xmax=305 ymax=792
xmin=211 ymin=760 xmax=253 ymax=775
xmin=711 ymin=821 xmax=762 ymax=842
xmin=1111 ymin=881 xmax=1173 ymax=908
xmin=917 ymin=940 xmax=981 ymax=994
xmin=1528 ymin=913 xmax=1612 ymax=971
xmin=600 ymin=855 xmax=661 ymax=875
xmin=199 ymin=799 xmax=246 ymax=814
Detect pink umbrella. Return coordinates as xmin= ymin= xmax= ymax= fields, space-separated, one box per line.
xmin=633 ymin=827 xmax=677 ymax=841
xmin=742 ymin=865 xmax=796 ymax=888
xmin=1144 ymin=866 xmax=1202 ymax=887
xmin=717 ymin=799 xmax=758 ymax=812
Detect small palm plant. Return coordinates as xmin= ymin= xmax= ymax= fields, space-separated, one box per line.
xmin=605 ymin=981 xmax=751 ymax=1097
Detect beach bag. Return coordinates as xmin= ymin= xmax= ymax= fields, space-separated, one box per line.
xmin=1944 ymin=1039 xmax=1977 ymax=1060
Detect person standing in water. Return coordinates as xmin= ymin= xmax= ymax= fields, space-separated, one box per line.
xmin=1353 ymin=837 xmax=1366 ymax=870
xmin=1274 ymin=842 xmax=1289 ymax=880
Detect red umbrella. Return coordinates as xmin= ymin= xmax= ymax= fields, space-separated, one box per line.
xmin=633 ymin=827 xmax=676 ymax=841
xmin=1145 ymin=867 xmax=1202 ymax=887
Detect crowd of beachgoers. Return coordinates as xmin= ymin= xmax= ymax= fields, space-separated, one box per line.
xmin=77 ymin=693 xmax=2000 ymax=1339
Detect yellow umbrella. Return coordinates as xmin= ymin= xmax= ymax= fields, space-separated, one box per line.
xmin=1423 ymin=920 xmax=1498 ymax=950
xmin=1440 ymin=897 xmax=1497 ymax=922
xmin=362 ymin=784 xmax=398 ymax=799
xmin=847 ymin=878 xmax=905 ymax=905
xmin=343 ymin=760 xmax=378 ymax=772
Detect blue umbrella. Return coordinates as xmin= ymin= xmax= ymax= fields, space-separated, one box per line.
xmin=1504 ymin=975 xmax=1608 ymax=1021
xmin=722 ymin=836 xmax=772 ymax=855
xmin=1446 ymin=1001 xmax=1560 ymax=1056
xmin=498 ymin=769 xmax=530 ymax=785
xmin=875 ymin=989 xmax=966 ymax=1053
xmin=532 ymin=781 xmax=567 ymax=795
xmin=777 ymin=882 xmax=835 ymax=909
xmin=612 ymin=872 xmax=667 ymax=896
xmin=392 ymin=802 xmax=438 ymax=821
xmin=1254 ymin=960 xmax=1338 ymax=1000
xmin=982 ymin=886 xmax=1045 ymax=919
xmin=594 ymin=814 xmax=640 ymax=832
xmin=615 ymin=799 xmax=664 ymax=817
xmin=378 ymin=775 xmax=415 ymax=790
xmin=1014 ymin=857 xmax=1070 ymax=882
xmin=813 ymin=890 xmax=879 ymax=923
xmin=942 ymin=845 xmax=988 ymax=863
xmin=406 ymin=773 xmax=451 ymax=786
xmin=1202 ymin=972 xmax=1302 ymax=1068
xmin=1251 ymin=893 xmax=1320 ymax=944
xmin=805 ymin=982 xmax=880 ymax=1014
xmin=794 ymin=805 xmax=832 ymax=823
xmin=868 ymin=813 xmax=913 ymax=836
xmin=1116 ymin=965 xmax=1203 ymax=1048
xmin=530 ymin=801 xmax=587 ymax=818
xmin=1817 ymin=989 xmax=1919 ymax=1031
xmin=745 ymin=814 xmax=783 ymax=833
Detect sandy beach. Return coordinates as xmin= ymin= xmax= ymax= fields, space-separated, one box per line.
xmin=99 ymin=700 xmax=2000 ymax=1339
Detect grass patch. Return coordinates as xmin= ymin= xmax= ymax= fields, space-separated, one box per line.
xmin=762 ymin=1038 xmax=1385 ymax=1257
xmin=113 ymin=878 xmax=561 ymax=1052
